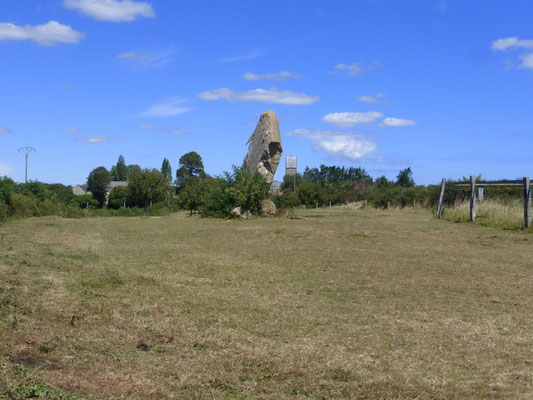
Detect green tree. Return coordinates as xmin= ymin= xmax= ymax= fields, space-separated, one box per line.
xmin=126 ymin=164 xmax=142 ymax=178
xmin=87 ymin=167 xmax=111 ymax=207
xmin=111 ymin=155 xmax=128 ymax=181
xmin=70 ymin=194 xmax=98 ymax=209
xmin=281 ymin=173 xmax=303 ymax=192
xmin=396 ymin=167 xmax=414 ymax=187
xmin=177 ymin=177 xmax=204 ymax=215
xmin=161 ymin=158 xmax=172 ymax=181
xmin=375 ymin=175 xmax=394 ymax=189
xmin=225 ymin=167 xmax=270 ymax=215
xmin=176 ymin=151 xmax=206 ymax=192
xmin=0 ymin=177 xmax=14 ymax=206
xmin=128 ymin=168 xmax=171 ymax=215
xmin=107 ymin=186 xmax=134 ymax=209
xmin=296 ymin=181 xmax=328 ymax=208
xmin=0 ymin=176 xmax=15 ymax=221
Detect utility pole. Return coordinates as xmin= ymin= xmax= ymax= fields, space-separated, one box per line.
xmin=18 ymin=146 xmax=36 ymax=183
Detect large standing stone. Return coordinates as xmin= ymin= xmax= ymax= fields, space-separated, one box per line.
xmin=242 ymin=110 xmax=282 ymax=184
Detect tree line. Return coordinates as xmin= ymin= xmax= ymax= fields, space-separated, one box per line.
xmin=4 ymin=151 xmax=502 ymax=222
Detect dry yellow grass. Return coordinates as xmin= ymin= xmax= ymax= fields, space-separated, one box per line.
xmin=1 ymin=208 xmax=533 ymax=399
xmin=442 ymin=199 xmax=530 ymax=230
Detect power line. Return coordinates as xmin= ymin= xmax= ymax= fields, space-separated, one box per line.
xmin=18 ymin=146 xmax=36 ymax=183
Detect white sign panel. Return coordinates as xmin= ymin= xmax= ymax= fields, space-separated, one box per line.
xmin=286 ymin=156 xmax=297 ymax=169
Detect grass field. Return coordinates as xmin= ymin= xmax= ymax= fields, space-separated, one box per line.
xmin=1 ymin=208 xmax=533 ymax=399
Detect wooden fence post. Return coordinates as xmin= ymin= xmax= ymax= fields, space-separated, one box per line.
xmin=437 ymin=178 xmax=446 ymax=218
xmin=470 ymin=175 xmax=476 ymax=222
xmin=524 ymin=177 xmax=531 ymax=228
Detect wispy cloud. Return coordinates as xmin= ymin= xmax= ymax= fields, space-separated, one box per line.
xmin=197 ymin=88 xmax=319 ymax=105
xmin=115 ymin=48 xmax=175 ymax=69
xmin=330 ymin=61 xmax=382 ymax=76
xmin=62 ymin=82 xmax=76 ymax=88
xmin=518 ymin=52 xmax=533 ymax=69
xmin=285 ymin=129 xmax=376 ymax=160
xmin=0 ymin=125 xmax=13 ymax=134
xmin=380 ymin=117 xmax=416 ymax=127
xmin=492 ymin=37 xmax=533 ymax=70
xmin=65 ymin=128 xmax=80 ymax=133
xmin=136 ymin=124 xmax=189 ymax=136
xmin=140 ymin=98 xmax=193 ymax=117
xmin=356 ymin=93 xmax=392 ymax=104
xmin=492 ymin=37 xmax=533 ymax=51
xmin=0 ymin=21 xmax=84 ymax=46
xmin=0 ymin=162 xmax=14 ymax=175
xmin=116 ymin=51 xmax=138 ymax=59
xmin=76 ymin=136 xmax=127 ymax=143
xmin=63 ymin=0 xmax=155 ymax=22
xmin=323 ymin=112 xmax=383 ymax=127
xmin=242 ymin=71 xmax=303 ymax=81
xmin=221 ymin=49 xmax=266 ymax=63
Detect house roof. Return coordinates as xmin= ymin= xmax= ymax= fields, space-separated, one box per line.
xmin=108 ymin=181 xmax=129 ymax=189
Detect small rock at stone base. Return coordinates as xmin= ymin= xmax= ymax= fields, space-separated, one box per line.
xmin=231 ymin=207 xmax=253 ymax=219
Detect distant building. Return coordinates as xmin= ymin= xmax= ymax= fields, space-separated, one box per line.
xmin=108 ymin=181 xmax=129 ymax=190
xmin=286 ymin=156 xmax=297 ymax=176
xmin=72 ymin=184 xmax=89 ymax=196
xmin=72 ymin=181 xmax=128 ymax=196
xmin=269 ymin=180 xmax=282 ymax=195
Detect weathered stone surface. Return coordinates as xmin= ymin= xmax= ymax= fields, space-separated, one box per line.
xmin=261 ymin=199 xmax=277 ymax=216
xmin=231 ymin=207 xmax=253 ymax=219
xmin=242 ymin=110 xmax=282 ymax=184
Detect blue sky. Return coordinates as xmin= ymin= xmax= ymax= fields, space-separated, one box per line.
xmin=1 ymin=0 xmax=532 ymax=185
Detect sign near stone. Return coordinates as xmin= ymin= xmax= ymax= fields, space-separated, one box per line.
xmin=242 ymin=110 xmax=282 ymax=184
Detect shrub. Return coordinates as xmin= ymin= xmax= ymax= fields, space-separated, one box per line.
xmin=296 ymin=181 xmax=328 ymax=208
xmin=70 ymin=194 xmax=98 ymax=209
xmin=107 ymin=186 xmax=135 ymax=209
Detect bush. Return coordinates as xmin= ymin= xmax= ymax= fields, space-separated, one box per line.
xmin=225 ymin=167 xmax=270 ymax=215
xmin=70 ymin=194 xmax=99 ymax=209
xmin=107 ymin=186 xmax=135 ymax=209
xmin=197 ymin=177 xmax=233 ymax=218
xmin=296 ymin=181 xmax=328 ymax=208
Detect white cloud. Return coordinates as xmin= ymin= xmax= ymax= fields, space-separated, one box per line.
xmin=519 ymin=52 xmax=533 ymax=69
xmin=76 ymin=136 xmax=127 ymax=143
xmin=285 ymin=129 xmax=376 ymax=160
xmin=332 ymin=62 xmax=364 ymax=76
xmin=492 ymin=37 xmax=533 ymax=51
xmin=65 ymin=128 xmax=80 ymax=133
xmin=221 ymin=50 xmax=266 ymax=63
xmin=0 ymin=162 xmax=14 ymax=175
xmin=197 ymin=88 xmax=319 ymax=105
xmin=380 ymin=117 xmax=416 ymax=127
xmin=330 ymin=61 xmax=382 ymax=76
xmin=62 ymin=82 xmax=76 ymax=88
xmin=242 ymin=71 xmax=303 ymax=81
xmin=136 ymin=125 xmax=189 ymax=136
xmin=0 ymin=125 xmax=13 ymax=134
xmin=356 ymin=93 xmax=391 ymax=104
xmin=115 ymin=48 xmax=175 ymax=68
xmin=0 ymin=21 xmax=84 ymax=46
xmin=323 ymin=112 xmax=383 ymax=127
xmin=140 ymin=98 xmax=192 ymax=117
xmin=64 ymin=0 xmax=155 ymax=22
